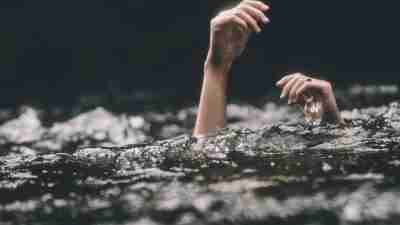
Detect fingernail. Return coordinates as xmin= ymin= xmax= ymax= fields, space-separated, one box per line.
xmin=280 ymin=93 xmax=285 ymax=99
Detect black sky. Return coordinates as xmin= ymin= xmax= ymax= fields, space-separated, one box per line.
xmin=0 ymin=0 xmax=399 ymax=104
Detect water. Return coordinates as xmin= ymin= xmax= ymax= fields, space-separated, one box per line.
xmin=303 ymin=95 xmax=323 ymax=124
xmin=0 ymin=85 xmax=399 ymax=225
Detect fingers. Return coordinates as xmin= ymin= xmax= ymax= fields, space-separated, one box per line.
xmin=234 ymin=9 xmax=262 ymax=33
xmin=239 ymin=4 xmax=270 ymax=25
xmin=289 ymin=77 xmax=307 ymax=103
xmin=214 ymin=1 xmax=270 ymax=34
xmin=235 ymin=1 xmax=270 ymax=33
xmin=281 ymin=75 xmax=304 ymax=103
xmin=282 ymin=76 xmax=301 ymax=105
xmin=295 ymin=82 xmax=312 ymax=101
xmin=277 ymin=73 xmax=338 ymax=122
xmin=276 ymin=73 xmax=297 ymax=87
xmin=277 ymin=73 xmax=318 ymax=104
xmin=244 ymin=0 xmax=270 ymax=11
xmin=231 ymin=14 xmax=249 ymax=32
xmin=213 ymin=11 xmax=249 ymax=34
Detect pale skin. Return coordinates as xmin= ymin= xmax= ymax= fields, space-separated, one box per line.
xmin=193 ymin=0 xmax=343 ymax=137
xmin=276 ymin=73 xmax=344 ymax=125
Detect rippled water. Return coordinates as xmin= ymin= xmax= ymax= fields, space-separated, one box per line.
xmin=1 ymin=85 xmax=400 ymax=225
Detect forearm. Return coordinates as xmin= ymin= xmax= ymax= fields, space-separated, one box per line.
xmin=193 ymin=60 xmax=230 ymax=137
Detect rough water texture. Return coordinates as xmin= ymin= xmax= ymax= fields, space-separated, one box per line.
xmin=1 ymin=85 xmax=400 ymax=225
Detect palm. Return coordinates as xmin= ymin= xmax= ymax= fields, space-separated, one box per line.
xmin=213 ymin=23 xmax=249 ymax=61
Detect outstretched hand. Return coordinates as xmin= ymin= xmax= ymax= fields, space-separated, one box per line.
xmin=276 ymin=73 xmax=344 ymax=124
xmin=207 ymin=0 xmax=270 ymax=70
xmin=194 ymin=1 xmax=270 ymax=137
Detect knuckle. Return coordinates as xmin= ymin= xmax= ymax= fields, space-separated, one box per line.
xmin=227 ymin=14 xmax=235 ymax=21
xmin=241 ymin=4 xmax=250 ymax=10
xmin=233 ymin=9 xmax=241 ymax=16
xmin=210 ymin=18 xmax=217 ymax=26
xmin=293 ymin=73 xmax=302 ymax=78
xmin=216 ymin=10 xmax=224 ymax=17
xmin=237 ymin=5 xmax=245 ymax=11
xmin=210 ymin=18 xmax=222 ymax=28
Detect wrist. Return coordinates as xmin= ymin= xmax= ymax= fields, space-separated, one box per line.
xmin=203 ymin=62 xmax=229 ymax=89
xmin=319 ymin=83 xmax=337 ymax=112
xmin=321 ymin=94 xmax=343 ymax=124
xmin=204 ymin=48 xmax=233 ymax=75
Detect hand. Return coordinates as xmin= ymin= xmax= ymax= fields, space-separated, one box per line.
xmin=276 ymin=73 xmax=343 ymax=124
xmin=206 ymin=0 xmax=270 ymax=70
xmin=276 ymin=73 xmax=333 ymax=105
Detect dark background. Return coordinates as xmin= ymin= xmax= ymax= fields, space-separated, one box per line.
xmin=0 ymin=0 xmax=399 ymax=107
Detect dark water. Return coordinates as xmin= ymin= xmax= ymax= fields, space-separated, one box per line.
xmin=1 ymin=85 xmax=400 ymax=225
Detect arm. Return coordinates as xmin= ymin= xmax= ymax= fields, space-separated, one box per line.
xmin=193 ymin=61 xmax=229 ymax=136
xmin=276 ymin=73 xmax=344 ymax=125
xmin=193 ymin=0 xmax=270 ymax=137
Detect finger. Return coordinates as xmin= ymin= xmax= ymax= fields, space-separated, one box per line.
xmin=243 ymin=0 xmax=270 ymax=11
xmin=241 ymin=4 xmax=269 ymax=23
xmin=295 ymin=82 xmax=312 ymax=102
xmin=215 ymin=11 xmax=247 ymax=29
xmin=235 ymin=9 xmax=262 ymax=33
xmin=281 ymin=74 xmax=304 ymax=101
xmin=231 ymin=15 xmax=249 ymax=33
xmin=276 ymin=73 xmax=298 ymax=87
xmin=239 ymin=4 xmax=269 ymax=24
xmin=289 ymin=77 xmax=307 ymax=104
